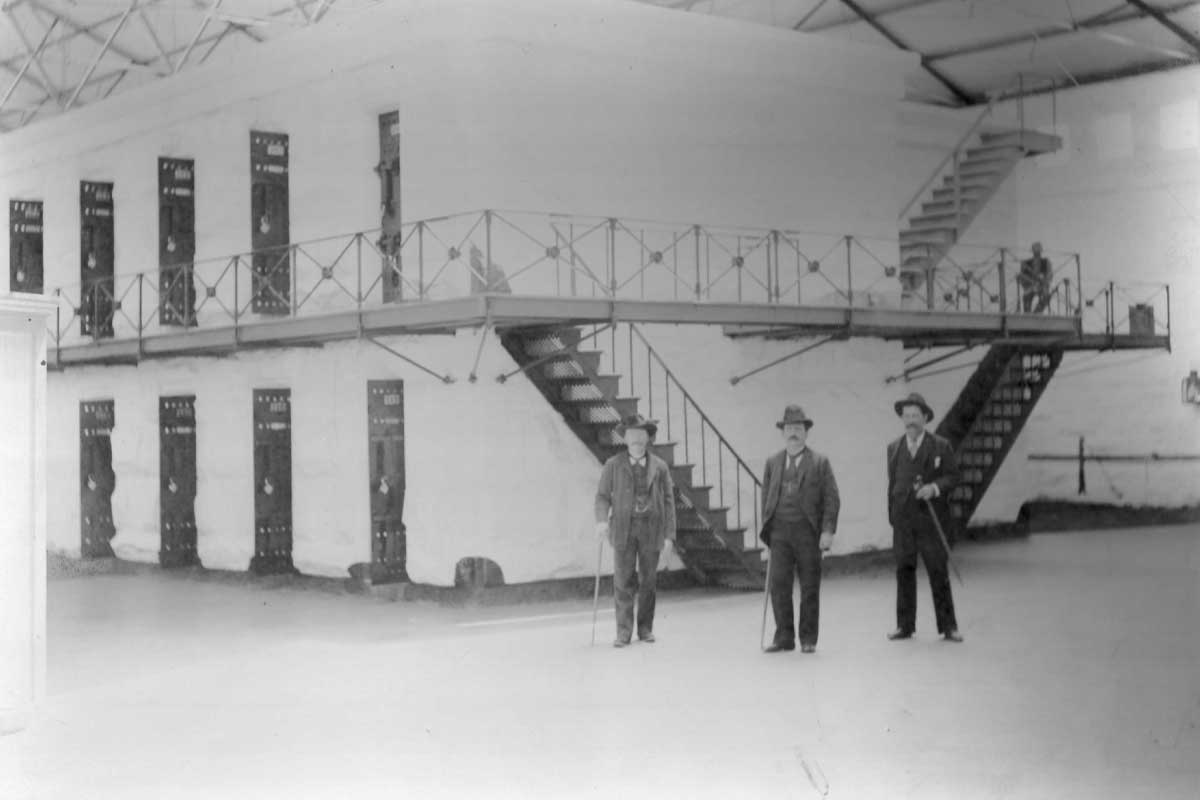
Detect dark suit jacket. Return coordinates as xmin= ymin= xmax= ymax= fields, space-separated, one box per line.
xmin=759 ymin=448 xmax=840 ymax=545
xmin=595 ymin=452 xmax=677 ymax=550
xmin=886 ymin=432 xmax=958 ymax=529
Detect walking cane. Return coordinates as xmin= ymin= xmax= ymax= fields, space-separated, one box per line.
xmin=759 ymin=546 xmax=773 ymax=651
xmin=590 ymin=535 xmax=604 ymax=646
xmin=923 ymin=498 xmax=965 ymax=588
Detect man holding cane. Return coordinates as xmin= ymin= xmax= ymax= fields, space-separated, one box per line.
xmin=595 ymin=414 xmax=676 ymax=648
xmin=760 ymin=404 xmax=840 ymax=654
xmin=886 ymin=393 xmax=963 ymax=643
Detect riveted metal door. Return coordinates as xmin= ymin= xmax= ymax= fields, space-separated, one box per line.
xmin=251 ymin=389 xmax=294 ymax=574
xmin=80 ymin=400 xmax=116 ymax=558
xmin=250 ymin=132 xmax=290 ymax=315
xmin=9 ymin=200 xmax=43 ymax=294
xmin=368 ymin=380 xmax=406 ymax=582
xmin=377 ymin=111 xmax=403 ymax=303
xmin=160 ymin=396 xmax=200 ymax=568
xmin=80 ymin=181 xmax=115 ymax=338
xmin=159 ymin=158 xmax=197 ymax=326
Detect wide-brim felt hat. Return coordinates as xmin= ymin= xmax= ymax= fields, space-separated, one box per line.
xmin=894 ymin=392 xmax=934 ymax=422
xmin=616 ymin=413 xmax=658 ymax=440
xmin=775 ymin=404 xmax=814 ymax=429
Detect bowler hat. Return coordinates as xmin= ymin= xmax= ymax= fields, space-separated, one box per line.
xmin=894 ymin=392 xmax=934 ymax=422
xmin=775 ymin=404 xmax=814 ymax=429
xmin=616 ymin=413 xmax=658 ymax=440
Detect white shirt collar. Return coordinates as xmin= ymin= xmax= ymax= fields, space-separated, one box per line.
xmin=629 ymin=453 xmax=648 ymax=467
xmin=786 ymin=448 xmax=806 ymax=465
xmin=907 ymin=431 xmax=926 ymax=451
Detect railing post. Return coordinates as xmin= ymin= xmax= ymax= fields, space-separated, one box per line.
xmin=924 ymin=244 xmax=935 ymax=310
xmin=356 ymin=233 xmax=363 ymax=307
xmin=137 ymin=272 xmax=143 ymax=347
xmin=693 ymin=225 xmax=702 ymax=300
xmin=290 ymin=245 xmax=298 ymax=317
xmin=1018 ymin=72 xmax=1025 ymax=143
xmin=627 ymin=323 xmax=635 ymax=396
xmin=845 ymin=235 xmax=853 ymax=307
xmin=999 ymin=249 xmax=1007 ymax=313
xmin=569 ymin=223 xmax=577 ymax=298
xmin=1078 ymin=436 xmax=1086 ymax=495
xmin=233 ymin=255 xmax=240 ymax=328
xmin=418 ymin=221 xmax=426 ymax=300
xmin=485 ymin=209 xmax=494 ymax=292
xmin=736 ymin=235 xmax=743 ymax=303
xmin=1074 ymin=253 xmax=1083 ymax=318
xmin=952 ymin=149 xmax=961 ymax=228
xmin=607 ymin=217 xmax=617 ymax=297
xmin=1165 ymin=283 xmax=1172 ymax=350
xmin=1107 ymin=280 xmax=1115 ymax=335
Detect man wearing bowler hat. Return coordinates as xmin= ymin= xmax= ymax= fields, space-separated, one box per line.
xmin=595 ymin=414 xmax=677 ymax=648
xmin=760 ymin=405 xmax=840 ymax=653
xmin=886 ymin=392 xmax=962 ymax=642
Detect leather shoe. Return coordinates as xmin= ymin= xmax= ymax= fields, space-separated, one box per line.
xmin=943 ymin=629 xmax=963 ymax=643
xmin=764 ymin=642 xmax=795 ymax=653
xmin=638 ymin=633 xmax=655 ymax=643
xmin=800 ymin=643 xmax=816 ymax=654
xmin=613 ymin=638 xmax=631 ymax=648
xmin=887 ymin=629 xmax=914 ymax=640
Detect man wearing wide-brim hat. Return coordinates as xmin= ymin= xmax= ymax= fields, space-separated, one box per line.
xmin=759 ymin=404 xmax=840 ymax=654
xmin=595 ymin=414 xmax=677 ymax=647
xmin=886 ymin=392 xmax=962 ymax=643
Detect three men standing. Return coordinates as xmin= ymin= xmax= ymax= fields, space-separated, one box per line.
xmin=760 ymin=405 xmax=841 ymax=653
xmin=886 ymin=393 xmax=963 ymax=643
xmin=595 ymin=414 xmax=677 ymax=648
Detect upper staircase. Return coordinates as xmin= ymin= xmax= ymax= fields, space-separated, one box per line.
xmin=900 ymin=128 xmax=1062 ymax=302
xmin=935 ymin=343 xmax=1063 ymax=529
xmin=500 ymin=324 xmax=763 ymax=589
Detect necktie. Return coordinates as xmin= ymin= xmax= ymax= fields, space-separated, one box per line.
xmin=907 ymin=438 xmax=918 ymax=457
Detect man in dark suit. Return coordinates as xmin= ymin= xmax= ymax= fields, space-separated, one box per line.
xmin=886 ymin=392 xmax=962 ymax=643
xmin=759 ymin=405 xmax=840 ymax=654
xmin=595 ymin=414 xmax=677 ymax=648
xmin=1018 ymin=241 xmax=1052 ymax=313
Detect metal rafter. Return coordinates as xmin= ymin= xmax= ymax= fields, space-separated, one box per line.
xmin=26 ymin=0 xmax=153 ymax=67
xmin=3 ymin=8 xmax=61 ymax=105
xmin=64 ymin=0 xmax=137 ymax=111
xmin=0 ymin=12 xmax=55 ymax=113
xmin=926 ymin=1 xmax=1200 ymax=62
xmin=804 ymin=0 xmax=948 ymax=32
xmin=175 ymin=0 xmax=224 ymax=73
xmin=834 ymin=0 xmax=976 ymax=104
xmin=1123 ymin=0 xmax=1200 ymax=54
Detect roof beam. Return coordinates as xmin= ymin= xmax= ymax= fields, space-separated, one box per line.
xmin=804 ymin=0 xmax=949 ymax=32
xmin=834 ymin=0 xmax=977 ymax=104
xmin=926 ymin=1 xmax=1200 ymax=62
xmin=1123 ymin=0 xmax=1200 ymax=55
xmin=26 ymin=0 xmax=153 ymax=67
xmin=175 ymin=0 xmax=223 ymax=73
xmin=3 ymin=8 xmax=61 ymax=104
xmin=64 ymin=0 xmax=137 ymax=111
xmin=0 ymin=13 xmax=55 ymax=114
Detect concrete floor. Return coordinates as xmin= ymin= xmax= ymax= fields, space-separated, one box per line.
xmin=3 ymin=526 xmax=1199 ymax=799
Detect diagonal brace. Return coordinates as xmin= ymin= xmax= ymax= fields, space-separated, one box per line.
xmin=885 ymin=344 xmax=975 ymax=384
xmin=366 ymin=336 xmax=454 ymax=384
xmin=730 ymin=334 xmax=839 ymax=386
xmin=1123 ymin=0 xmax=1200 ymax=55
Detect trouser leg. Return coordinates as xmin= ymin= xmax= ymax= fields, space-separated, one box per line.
xmin=795 ymin=529 xmax=822 ymax=646
xmin=612 ymin=536 xmax=638 ymax=642
xmin=894 ymin=524 xmax=918 ymax=633
xmin=634 ymin=528 xmax=660 ymax=638
xmin=769 ymin=532 xmax=798 ymax=646
xmin=917 ymin=525 xmax=958 ymax=633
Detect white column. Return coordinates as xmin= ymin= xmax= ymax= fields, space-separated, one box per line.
xmin=0 ymin=295 xmax=57 ymax=735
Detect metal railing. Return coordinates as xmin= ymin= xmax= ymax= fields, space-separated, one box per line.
xmin=43 ymin=208 xmax=1167 ymax=352
xmin=595 ymin=321 xmax=763 ymax=554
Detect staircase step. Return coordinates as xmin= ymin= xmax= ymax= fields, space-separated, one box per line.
xmin=900 ymin=228 xmax=956 ymax=246
xmin=955 ymin=158 xmax=1013 ymax=178
xmin=669 ymin=464 xmax=694 ymax=486
xmin=963 ymin=143 xmax=1022 ymax=162
xmin=921 ymin=198 xmax=979 ymax=216
xmin=676 ymin=528 xmax=727 ymax=550
xmin=559 ymin=396 xmax=639 ymax=422
xmin=942 ymin=173 xmax=996 ymax=191
xmin=684 ymin=547 xmax=747 ymax=573
xmin=908 ymin=211 xmax=964 ymax=230
xmin=678 ymin=483 xmax=712 ymax=509
xmin=930 ymin=185 xmax=988 ymax=203
xmin=979 ymin=129 xmax=1062 ymax=154
xmin=676 ymin=505 xmax=729 ymax=534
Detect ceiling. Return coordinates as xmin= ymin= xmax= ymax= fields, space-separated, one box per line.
xmin=1 ymin=0 xmax=1198 ymax=133
xmin=638 ymin=0 xmax=1200 ymax=105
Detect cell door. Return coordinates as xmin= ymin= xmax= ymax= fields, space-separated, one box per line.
xmin=80 ymin=400 xmax=116 ymax=559
xmin=250 ymin=132 xmax=290 ymax=315
xmin=9 ymin=200 xmax=44 ymax=294
xmin=377 ymin=111 xmax=403 ymax=302
xmin=160 ymin=396 xmax=200 ymax=568
xmin=80 ymin=182 xmax=115 ymax=338
xmin=251 ymin=389 xmax=294 ymax=574
xmin=159 ymin=158 xmax=197 ymax=326
xmin=368 ymin=380 xmax=406 ymax=582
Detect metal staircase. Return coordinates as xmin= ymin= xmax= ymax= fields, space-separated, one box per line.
xmin=499 ymin=324 xmax=763 ymax=589
xmin=899 ymin=127 xmax=1062 ymax=304
xmin=936 ymin=344 xmax=1063 ymax=528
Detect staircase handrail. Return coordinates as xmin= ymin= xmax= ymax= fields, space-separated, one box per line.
xmin=897 ymin=95 xmax=999 ymax=223
xmin=629 ymin=324 xmax=762 ymax=491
